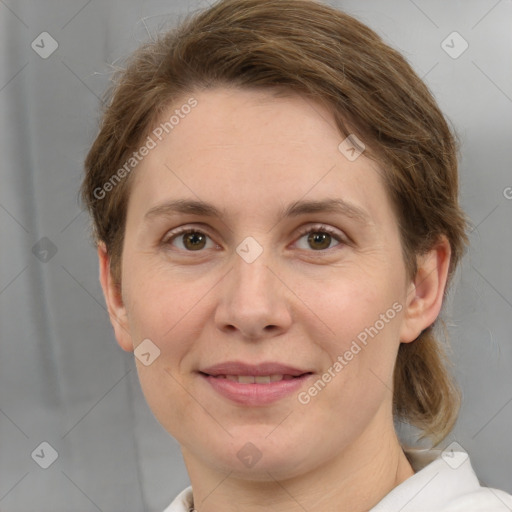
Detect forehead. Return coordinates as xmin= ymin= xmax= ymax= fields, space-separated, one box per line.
xmin=127 ymin=87 xmax=391 ymax=225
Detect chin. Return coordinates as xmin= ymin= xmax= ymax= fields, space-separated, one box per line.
xmin=196 ymin=433 xmax=316 ymax=482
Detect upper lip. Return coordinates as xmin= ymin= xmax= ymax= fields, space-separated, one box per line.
xmin=199 ymin=361 xmax=312 ymax=377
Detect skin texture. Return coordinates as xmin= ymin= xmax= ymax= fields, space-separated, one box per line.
xmin=98 ymin=87 xmax=451 ymax=511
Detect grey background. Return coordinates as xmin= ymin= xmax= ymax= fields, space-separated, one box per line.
xmin=0 ymin=0 xmax=511 ymax=510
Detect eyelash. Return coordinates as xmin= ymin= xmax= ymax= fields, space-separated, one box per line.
xmin=161 ymin=224 xmax=347 ymax=254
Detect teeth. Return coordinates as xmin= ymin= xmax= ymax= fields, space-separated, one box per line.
xmin=213 ymin=374 xmax=299 ymax=383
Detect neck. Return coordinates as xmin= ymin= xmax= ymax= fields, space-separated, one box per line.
xmin=181 ymin=420 xmax=415 ymax=512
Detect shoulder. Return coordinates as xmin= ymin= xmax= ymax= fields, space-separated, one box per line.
xmin=371 ymin=448 xmax=512 ymax=511
xmin=443 ymin=488 xmax=512 ymax=511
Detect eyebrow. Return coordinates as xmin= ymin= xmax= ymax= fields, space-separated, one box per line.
xmin=144 ymin=198 xmax=371 ymax=225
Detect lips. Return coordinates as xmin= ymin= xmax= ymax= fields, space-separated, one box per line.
xmin=200 ymin=373 xmax=312 ymax=405
xmin=198 ymin=361 xmax=314 ymax=405
xmin=199 ymin=361 xmax=311 ymax=377
xmin=211 ymin=374 xmax=299 ymax=384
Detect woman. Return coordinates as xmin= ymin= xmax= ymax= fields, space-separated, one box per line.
xmin=81 ymin=0 xmax=512 ymax=510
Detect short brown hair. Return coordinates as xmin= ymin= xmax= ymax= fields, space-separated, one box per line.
xmin=81 ymin=0 xmax=468 ymax=445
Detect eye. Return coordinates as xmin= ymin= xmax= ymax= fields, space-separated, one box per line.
xmin=163 ymin=228 xmax=217 ymax=251
xmin=294 ymin=224 xmax=345 ymax=251
xmin=162 ymin=224 xmax=346 ymax=253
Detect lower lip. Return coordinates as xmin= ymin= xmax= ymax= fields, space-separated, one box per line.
xmin=200 ymin=373 xmax=313 ymax=406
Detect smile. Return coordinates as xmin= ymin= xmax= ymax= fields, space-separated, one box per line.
xmin=199 ymin=371 xmax=313 ymax=406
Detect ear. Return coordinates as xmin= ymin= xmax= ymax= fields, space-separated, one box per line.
xmin=97 ymin=242 xmax=133 ymax=352
xmin=399 ymin=236 xmax=451 ymax=343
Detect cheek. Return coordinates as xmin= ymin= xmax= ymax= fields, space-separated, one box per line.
xmin=302 ymin=261 xmax=402 ymax=343
xmin=122 ymin=259 xmax=214 ymax=394
xmin=122 ymin=254 xmax=204 ymax=340
xmin=301 ymin=266 xmax=404 ymax=404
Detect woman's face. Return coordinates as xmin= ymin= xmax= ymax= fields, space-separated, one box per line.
xmin=106 ymin=87 xmax=423 ymax=480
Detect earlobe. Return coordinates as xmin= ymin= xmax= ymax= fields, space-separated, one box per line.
xmin=399 ymin=236 xmax=451 ymax=344
xmin=97 ymin=242 xmax=134 ymax=352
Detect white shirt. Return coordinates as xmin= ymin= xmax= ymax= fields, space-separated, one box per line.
xmin=163 ymin=449 xmax=512 ymax=511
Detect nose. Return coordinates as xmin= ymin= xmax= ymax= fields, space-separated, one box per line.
xmin=214 ymin=250 xmax=293 ymax=341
